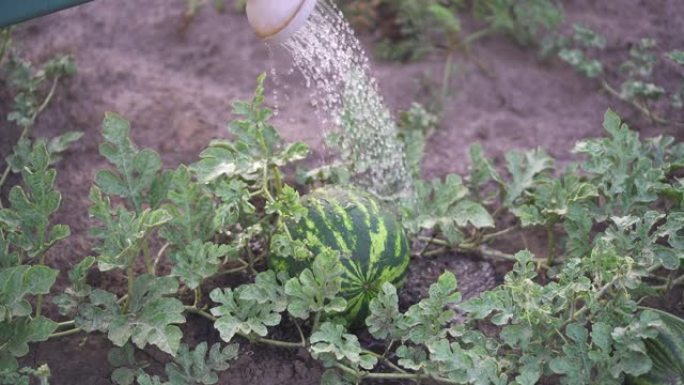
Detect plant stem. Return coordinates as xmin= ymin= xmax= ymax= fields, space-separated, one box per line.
xmin=124 ymin=262 xmax=135 ymax=313
xmin=363 ymin=348 xmax=406 ymax=374
xmin=312 ymin=312 xmax=321 ymax=333
xmin=421 ymin=246 xmax=448 ymax=257
xmin=461 ymin=27 xmax=492 ymax=46
xmin=417 ymin=236 xmax=449 ymax=247
xmin=0 ymin=28 xmax=10 ymax=65
xmin=153 ymin=242 xmax=170 ymax=274
xmin=272 ymin=165 xmax=284 ymax=196
xmin=653 ymin=273 xmax=684 ymax=291
xmin=600 ymin=80 xmax=683 ymax=126
xmin=34 ymin=252 xmax=50 ymax=318
xmin=293 ymin=320 xmax=306 ymax=347
xmin=49 ymin=327 xmax=82 ymax=339
xmin=34 ymin=76 xmax=60 ymax=123
xmin=216 ymin=263 xmax=250 ymax=277
xmin=471 ymin=245 xmax=550 ymax=269
xmin=57 ymin=320 xmax=76 ymax=329
xmin=481 ymin=226 xmax=520 ymax=242
xmin=440 ymin=49 xmax=455 ymax=113
xmin=333 ymin=362 xmax=458 ymax=384
xmin=546 ymin=225 xmax=556 ymax=266
xmin=0 ymin=166 xmax=11 ymax=207
xmin=142 ymin=237 xmax=154 ymax=274
xmin=193 ymin=288 xmax=202 ymax=308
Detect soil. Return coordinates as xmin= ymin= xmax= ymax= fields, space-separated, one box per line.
xmin=2 ymin=0 xmax=684 ymax=384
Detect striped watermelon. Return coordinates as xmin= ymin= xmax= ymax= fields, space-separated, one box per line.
xmin=270 ymin=187 xmax=410 ymax=326
xmin=627 ymin=308 xmax=684 ymax=385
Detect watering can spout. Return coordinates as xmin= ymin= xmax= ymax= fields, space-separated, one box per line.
xmin=246 ymin=0 xmax=317 ymax=44
xmin=0 ymin=0 xmax=94 ymax=28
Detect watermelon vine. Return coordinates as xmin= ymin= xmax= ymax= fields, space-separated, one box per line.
xmin=1 ymin=74 xmax=683 ymax=385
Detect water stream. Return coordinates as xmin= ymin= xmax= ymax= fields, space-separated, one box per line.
xmin=278 ymin=0 xmax=411 ymax=199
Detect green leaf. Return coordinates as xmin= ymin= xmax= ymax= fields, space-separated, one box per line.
xmin=89 ymin=186 xmax=172 ymax=272
xmin=404 ymin=271 xmax=461 ymax=344
xmin=210 ymin=271 xmax=286 ymax=343
xmin=452 ymin=200 xmax=495 ymax=228
xmin=320 ymin=369 xmax=354 ymax=385
xmin=77 ymin=275 xmax=186 ymax=355
xmin=366 ymin=282 xmax=405 ymax=341
xmin=668 ymin=50 xmax=684 ymax=66
xmin=504 ymin=148 xmax=554 ymax=205
xmin=265 ymin=185 xmax=307 ymax=222
xmin=396 ymin=345 xmax=428 ymax=371
xmin=3 ymin=142 xmax=68 ymax=257
xmin=137 ymin=374 xmax=166 ymax=385
xmin=0 ymin=265 xmax=58 ymax=321
xmin=160 ymin=167 xmax=216 ymax=247
xmin=53 ymin=256 xmax=95 ymax=316
xmin=46 ymin=131 xmax=83 ymax=165
xmin=405 ymin=174 xmax=493 ymax=245
xmin=193 ymin=74 xmax=306 ymax=186
xmin=169 ymin=241 xmax=230 ymax=290
xmin=574 ymin=109 xmax=668 ymax=215
xmin=310 ymin=322 xmax=377 ymax=370
xmin=398 ymin=103 xmax=436 ymax=179
xmin=109 ymin=344 xmax=144 ymax=385
xmin=165 ymin=342 xmax=238 ymax=385
xmin=284 ymin=249 xmax=347 ymax=320
xmin=97 ymin=112 xmax=163 ymax=212
xmin=0 ymin=316 xmax=58 ymax=363
xmin=468 ymin=143 xmax=502 ymax=189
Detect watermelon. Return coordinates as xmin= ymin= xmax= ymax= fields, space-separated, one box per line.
xmin=269 ymin=187 xmax=410 ymax=326
xmin=627 ymin=308 xmax=684 ymax=385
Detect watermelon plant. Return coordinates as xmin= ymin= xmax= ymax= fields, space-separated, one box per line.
xmin=341 ymin=0 xmax=563 ymax=62
xmin=545 ymin=24 xmax=684 ymax=127
xmin=0 ymin=28 xmax=82 ymax=198
xmin=1 ymin=74 xmax=683 ymax=385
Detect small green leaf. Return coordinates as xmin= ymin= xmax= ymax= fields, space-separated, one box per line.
xmin=165 ymin=342 xmax=238 ymax=385
xmin=284 ymin=249 xmax=347 ymax=320
xmin=98 ymin=112 xmax=163 ymax=212
xmin=366 ymin=282 xmax=405 ymax=341
xmin=210 ymin=271 xmax=286 ymax=343
xmin=310 ymin=322 xmax=377 ymax=370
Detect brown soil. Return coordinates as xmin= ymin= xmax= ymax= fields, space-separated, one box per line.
xmin=2 ymin=0 xmax=684 ymax=384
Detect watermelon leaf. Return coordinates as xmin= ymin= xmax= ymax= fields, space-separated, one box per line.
xmin=163 ymin=342 xmax=238 ymax=385
xmin=193 ymin=74 xmax=308 ymax=185
xmin=169 ymin=241 xmax=230 ymax=290
xmin=405 ymin=174 xmax=494 ymax=245
xmin=504 ymin=148 xmax=555 ymax=206
xmin=404 ymin=271 xmax=461 ymax=344
xmin=75 ymin=275 xmax=186 ymax=356
xmin=89 ymin=186 xmax=172 ymax=272
xmin=159 ymin=166 xmax=217 ymax=247
xmin=310 ymin=322 xmax=377 ymax=370
xmin=97 ymin=113 xmax=165 ymax=213
xmin=366 ymin=282 xmax=406 ymax=341
xmin=284 ymin=249 xmax=347 ymax=320
xmin=210 ymin=271 xmax=287 ymax=343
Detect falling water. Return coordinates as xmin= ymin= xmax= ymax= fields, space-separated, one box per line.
xmin=280 ymin=0 xmax=411 ymax=199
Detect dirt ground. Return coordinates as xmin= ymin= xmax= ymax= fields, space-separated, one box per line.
xmin=2 ymin=0 xmax=684 ymax=384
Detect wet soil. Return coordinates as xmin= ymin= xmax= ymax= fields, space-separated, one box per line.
xmin=2 ymin=0 xmax=684 ymax=383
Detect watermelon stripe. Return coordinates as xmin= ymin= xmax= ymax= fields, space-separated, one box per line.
xmin=309 ymin=199 xmax=351 ymax=256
